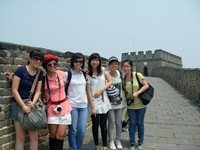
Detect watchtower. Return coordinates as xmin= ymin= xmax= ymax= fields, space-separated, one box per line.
xmin=121 ymin=49 xmax=182 ymax=76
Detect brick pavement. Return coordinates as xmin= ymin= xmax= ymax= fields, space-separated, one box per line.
xmin=40 ymin=77 xmax=200 ymax=150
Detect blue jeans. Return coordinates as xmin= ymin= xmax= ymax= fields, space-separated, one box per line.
xmin=128 ymin=107 xmax=146 ymax=145
xmin=69 ymin=107 xmax=88 ymax=150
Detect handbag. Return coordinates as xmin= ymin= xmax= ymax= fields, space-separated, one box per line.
xmin=135 ymin=72 xmax=154 ymax=105
xmin=17 ymin=68 xmax=47 ymax=130
xmin=106 ymin=85 xmax=122 ymax=105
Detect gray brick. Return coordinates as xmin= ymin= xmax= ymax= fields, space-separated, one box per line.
xmin=0 ymin=81 xmax=12 ymax=88
xmin=0 ymin=96 xmax=12 ymax=105
xmin=0 ymin=57 xmax=13 ymax=64
xmin=0 ymin=88 xmax=12 ymax=96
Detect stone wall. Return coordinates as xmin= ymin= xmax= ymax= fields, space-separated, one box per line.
xmin=0 ymin=41 xmax=108 ymax=150
xmin=152 ymin=67 xmax=200 ymax=104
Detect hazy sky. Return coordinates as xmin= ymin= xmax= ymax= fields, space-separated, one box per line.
xmin=0 ymin=0 xmax=200 ymax=68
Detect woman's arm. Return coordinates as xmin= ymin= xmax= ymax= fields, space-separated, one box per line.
xmin=133 ymin=73 xmax=149 ymax=97
xmin=104 ymin=71 xmax=113 ymax=90
xmin=86 ymin=83 xmax=96 ymax=116
xmin=94 ymin=72 xmax=113 ymax=98
xmin=12 ymin=75 xmax=30 ymax=113
xmin=29 ymin=80 xmax=43 ymax=108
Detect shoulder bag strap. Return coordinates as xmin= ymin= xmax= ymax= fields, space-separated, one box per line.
xmin=123 ymin=72 xmax=134 ymax=98
xmin=135 ymin=72 xmax=143 ymax=88
xmin=29 ymin=68 xmax=42 ymax=100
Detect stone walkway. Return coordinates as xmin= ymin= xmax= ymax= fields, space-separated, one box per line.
xmin=41 ymin=77 xmax=200 ymax=150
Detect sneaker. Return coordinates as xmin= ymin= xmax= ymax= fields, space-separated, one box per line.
xmin=109 ymin=141 xmax=116 ymax=150
xmin=115 ymin=140 xmax=122 ymax=149
xmin=129 ymin=145 xmax=136 ymax=150
xmin=137 ymin=143 xmax=143 ymax=150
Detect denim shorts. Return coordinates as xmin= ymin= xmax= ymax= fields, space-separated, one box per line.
xmin=11 ymin=102 xmax=19 ymax=121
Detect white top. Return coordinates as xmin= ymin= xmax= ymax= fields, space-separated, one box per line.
xmin=109 ymin=70 xmax=126 ymax=109
xmin=87 ymin=71 xmax=111 ymax=114
xmin=66 ymin=69 xmax=88 ymax=108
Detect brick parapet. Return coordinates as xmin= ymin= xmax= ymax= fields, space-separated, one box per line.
xmin=152 ymin=67 xmax=200 ymax=104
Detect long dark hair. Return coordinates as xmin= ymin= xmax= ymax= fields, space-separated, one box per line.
xmin=88 ymin=53 xmax=102 ymax=77
xmin=70 ymin=52 xmax=85 ymax=69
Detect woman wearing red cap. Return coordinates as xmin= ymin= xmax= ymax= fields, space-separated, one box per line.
xmin=11 ymin=50 xmax=44 ymax=150
xmin=42 ymin=54 xmax=72 ymax=150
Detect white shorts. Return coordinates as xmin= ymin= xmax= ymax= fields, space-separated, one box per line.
xmin=47 ymin=114 xmax=71 ymax=125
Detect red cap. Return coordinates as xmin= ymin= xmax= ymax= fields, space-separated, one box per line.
xmin=44 ymin=54 xmax=59 ymax=62
xmin=43 ymin=54 xmax=59 ymax=68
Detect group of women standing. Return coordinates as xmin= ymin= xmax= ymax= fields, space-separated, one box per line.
xmin=10 ymin=50 xmax=149 ymax=150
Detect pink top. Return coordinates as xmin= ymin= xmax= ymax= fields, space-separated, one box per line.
xmin=44 ymin=70 xmax=72 ymax=117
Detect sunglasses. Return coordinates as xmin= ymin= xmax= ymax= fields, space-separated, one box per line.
xmin=47 ymin=62 xmax=58 ymax=67
xmin=74 ymin=60 xmax=83 ymax=64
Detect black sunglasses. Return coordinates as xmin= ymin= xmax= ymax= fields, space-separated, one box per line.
xmin=74 ymin=60 xmax=83 ymax=64
xmin=47 ymin=62 xmax=58 ymax=67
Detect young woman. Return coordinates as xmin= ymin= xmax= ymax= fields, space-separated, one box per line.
xmin=86 ymin=53 xmax=112 ymax=150
xmin=67 ymin=53 xmax=88 ymax=150
xmin=42 ymin=54 xmax=72 ymax=150
xmin=11 ymin=50 xmax=44 ymax=150
xmin=107 ymin=56 xmax=126 ymax=150
xmin=121 ymin=59 xmax=149 ymax=150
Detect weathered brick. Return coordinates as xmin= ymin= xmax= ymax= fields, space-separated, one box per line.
xmin=0 ymin=51 xmax=8 ymax=57
xmin=0 ymin=104 xmax=11 ymax=112
xmin=0 ymin=96 xmax=12 ymax=105
xmin=0 ymin=57 xmax=13 ymax=64
xmin=0 ymin=134 xmax=13 ymax=147
xmin=0 ymin=73 xmax=9 ymax=81
xmin=0 ymin=120 xmax=13 ymax=128
xmin=0 ymin=112 xmax=5 ymax=121
xmin=39 ymin=128 xmax=49 ymax=137
xmin=0 ymin=126 xmax=15 ymax=137
xmin=10 ymin=50 xmax=20 ymax=58
xmin=0 ymin=65 xmax=20 ymax=73
xmin=1 ymin=141 xmax=15 ymax=150
xmin=0 ymin=81 xmax=12 ymax=88
xmin=0 ymin=88 xmax=12 ymax=96
xmin=5 ymin=111 xmax=11 ymax=120
xmin=13 ymin=58 xmax=27 ymax=65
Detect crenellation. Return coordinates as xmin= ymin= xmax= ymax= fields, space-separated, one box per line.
xmin=130 ymin=52 xmax=136 ymax=56
xmin=122 ymin=52 xmax=129 ymax=60
xmin=145 ymin=50 xmax=152 ymax=59
xmin=137 ymin=51 xmax=144 ymax=60
xmin=130 ymin=52 xmax=136 ymax=59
